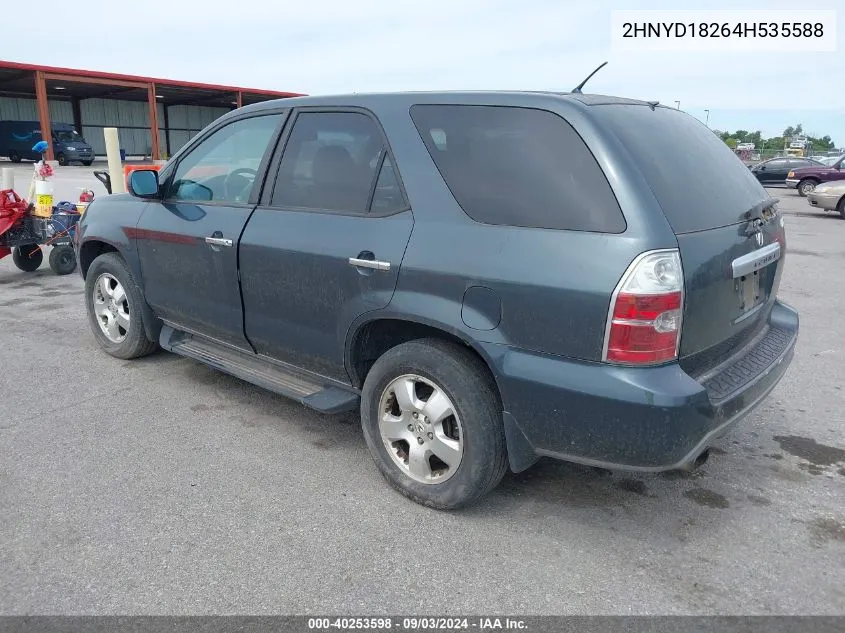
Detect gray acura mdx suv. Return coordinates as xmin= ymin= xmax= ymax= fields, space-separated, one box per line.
xmin=75 ymin=91 xmax=798 ymax=509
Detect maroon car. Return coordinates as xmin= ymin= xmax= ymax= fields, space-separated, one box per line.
xmin=786 ymin=155 xmax=845 ymax=196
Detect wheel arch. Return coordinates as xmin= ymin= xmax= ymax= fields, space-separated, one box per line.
xmin=79 ymin=239 xmax=121 ymax=279
xmin=345 ymin=314 xmax=500 ymax=399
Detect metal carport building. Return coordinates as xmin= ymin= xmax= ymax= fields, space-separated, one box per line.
xmin=0 ymin=60 xmax=302 ymax=162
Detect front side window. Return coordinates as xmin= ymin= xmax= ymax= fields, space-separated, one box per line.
xmin=410 ymin=104 xmax=625 ymax=233
xmin=168 ymin=114 xmax=283 ymax=204
xmin=271 ymin=111 xmax=393 ymax=212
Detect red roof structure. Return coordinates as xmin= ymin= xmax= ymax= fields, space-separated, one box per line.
xmin=0 ymin=59 xmax=304 ymax=161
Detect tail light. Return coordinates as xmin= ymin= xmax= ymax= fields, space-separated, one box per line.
xmin=603 ymin=249 xmax=684 ymax=365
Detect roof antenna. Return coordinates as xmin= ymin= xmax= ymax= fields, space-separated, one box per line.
xmin=571 ymin=61 xmax=608 ymax=94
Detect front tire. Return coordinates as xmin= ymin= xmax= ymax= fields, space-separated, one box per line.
xmin=49 ymin=245 xmax=77 ymax=275
xmin=360 ymin=339 xmax=507 ymax=510
xmin=9 ymin=151 xmax=21 ymax=163
xmin=838 ymin=196 xmax=845 ymax=220
xmin=798 ymin=179 xmax=817 ymax=197
xmin=56 ymin=153 xmax=68 ymax=167
xmin=12 ymin=246 xmax=42 ymax=271
xmin=85 ymin=252 xmax=158 ymax=359
xmin=82 ymin=160 xmax=93 ymax=167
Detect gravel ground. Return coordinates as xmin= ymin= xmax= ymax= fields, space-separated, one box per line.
xmin=0 ymin=180 xmax=843 ymax=615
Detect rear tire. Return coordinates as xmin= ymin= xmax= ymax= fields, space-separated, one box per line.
xmin=49 ymin=245 xmax=77 ymax=275
xmin=56 ymin=153 xmax=68 ymax=167
xmin=360 ymin=338 xmax=507 ymax=510
xmin=797 ymin=179 xmax=817 ymax=197
xmin=9 ymin=151 xmax=21 ymax=163
xmin=12 ymin=245 xmax=42 ymax=272
xmin=85 ymin=252 xmax=158 ymax=359
xmin=837 ymin=196 xmax=845 ymax=220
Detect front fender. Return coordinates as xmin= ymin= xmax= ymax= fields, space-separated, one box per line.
xmin=76 ymin=195 xmax=161 ymax=342
xmin=76 ymin=194 xmax=147 ymax=281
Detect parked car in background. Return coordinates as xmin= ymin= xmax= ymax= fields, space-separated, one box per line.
xmin=75 ymin=91 xmax=798 ymax=509
xmin=786 ymin=155 xmax=845 ymax=196
xmin=0 ymin=120 xmax=95 ymax=166
xmin=806 ymin=181 xmax=845 ymax=218
xmin=749 ymin=156 xmax=821 ymax=186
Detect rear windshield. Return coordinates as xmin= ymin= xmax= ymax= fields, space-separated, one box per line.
xmin=410 ymin=105 xmax=626 ymax=233
xmin=591 ymin=105 xmax=769 ymax=234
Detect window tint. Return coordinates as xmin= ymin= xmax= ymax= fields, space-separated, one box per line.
xmin=767 ymin=159 xmax=787 ymax=169
xmin=272 ymin=112 xmax=391 ymax=212
xmin=168 ymin=114 xmax=282 ymax=204
xmin=592 ymin=105 xmax=769 ymax=234
xmin=370 ymin=156 xmax=405 ymax=213
xmin=409 ymin=105 xmax=625 ymax=233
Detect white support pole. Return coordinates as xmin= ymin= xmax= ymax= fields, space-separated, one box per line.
xmin=104 ymin=127 xmax=125 ymax=194
xmin=1 ymin=168 xmax=13 ymax=191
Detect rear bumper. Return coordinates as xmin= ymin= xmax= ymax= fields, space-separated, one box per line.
xmin=484 ymin=299 xmax=798 ymax=472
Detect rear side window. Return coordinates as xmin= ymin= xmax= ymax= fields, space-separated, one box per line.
xmin=410 ymin=105 xmax=626 ymax=233
xmin=272 ymin=111 xmax=404 ymax=213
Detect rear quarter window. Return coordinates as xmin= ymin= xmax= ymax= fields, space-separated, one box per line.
xmin=410 ymin=105 xmax=626 ymax=233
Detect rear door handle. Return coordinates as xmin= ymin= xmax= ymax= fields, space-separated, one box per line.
xmin=348 ymin=257 xmax=390 ymax=271
xmin=205 ymin=237 xmax=233 ymax=247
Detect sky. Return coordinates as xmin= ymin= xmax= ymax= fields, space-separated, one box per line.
xmin=3 ymin=0 xmax=843 ymax=146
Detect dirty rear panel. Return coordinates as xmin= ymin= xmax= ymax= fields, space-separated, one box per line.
xmin=591 ymin=104 xmax=786 ymax=374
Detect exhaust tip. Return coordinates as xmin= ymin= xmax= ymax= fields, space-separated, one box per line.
xmin=693 ymin=448 xmax=711 ymax=469
xmin=676 ymin=448 xmax=711 ymax=473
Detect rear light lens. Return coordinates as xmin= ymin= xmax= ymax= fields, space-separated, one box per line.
xmin=603 ymin=250 xmax=684 ymax=365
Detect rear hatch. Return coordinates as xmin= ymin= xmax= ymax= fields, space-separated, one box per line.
xmin=593 ymin=104 xmax=785 ymax=376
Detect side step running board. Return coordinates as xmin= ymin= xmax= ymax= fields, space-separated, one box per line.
xmin=160 ymin=325 xmax=359 ymax=414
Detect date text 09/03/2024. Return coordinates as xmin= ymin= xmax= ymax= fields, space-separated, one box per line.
xmin=307 ymin=617 xmax=528 ymax=630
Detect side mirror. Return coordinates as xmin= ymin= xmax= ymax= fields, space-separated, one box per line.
xmin=129 ymin=169 xmax=160 ymax=198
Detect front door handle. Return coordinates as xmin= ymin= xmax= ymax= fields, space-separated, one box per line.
xmin=348 ymin=257 xmax=390 ymax=271
xmin=205 ymin=236 xmax=233 ymax=247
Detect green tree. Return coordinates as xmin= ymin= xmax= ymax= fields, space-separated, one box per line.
xmin=813 ymin=135 xmax=834 ymax=150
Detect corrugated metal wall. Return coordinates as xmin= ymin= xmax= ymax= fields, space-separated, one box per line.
xmin=0 ymin=97 xmax=73 ymax=123
xmin=166 ymin=105 xmax=229 ymax=155
xmin=79 ymin=99 xmax=164 ymax=156
xmin=1 ymin=96 xmax=228 ymax=158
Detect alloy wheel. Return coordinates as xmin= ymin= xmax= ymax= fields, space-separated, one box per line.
xmin=92 ymin=273 xmax=130 ymax=343
xmin=378 ymin=374 xmax=464 ymax=484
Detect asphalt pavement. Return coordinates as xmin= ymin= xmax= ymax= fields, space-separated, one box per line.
xmin=0 ymin=182 xmax=843 ymax=615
